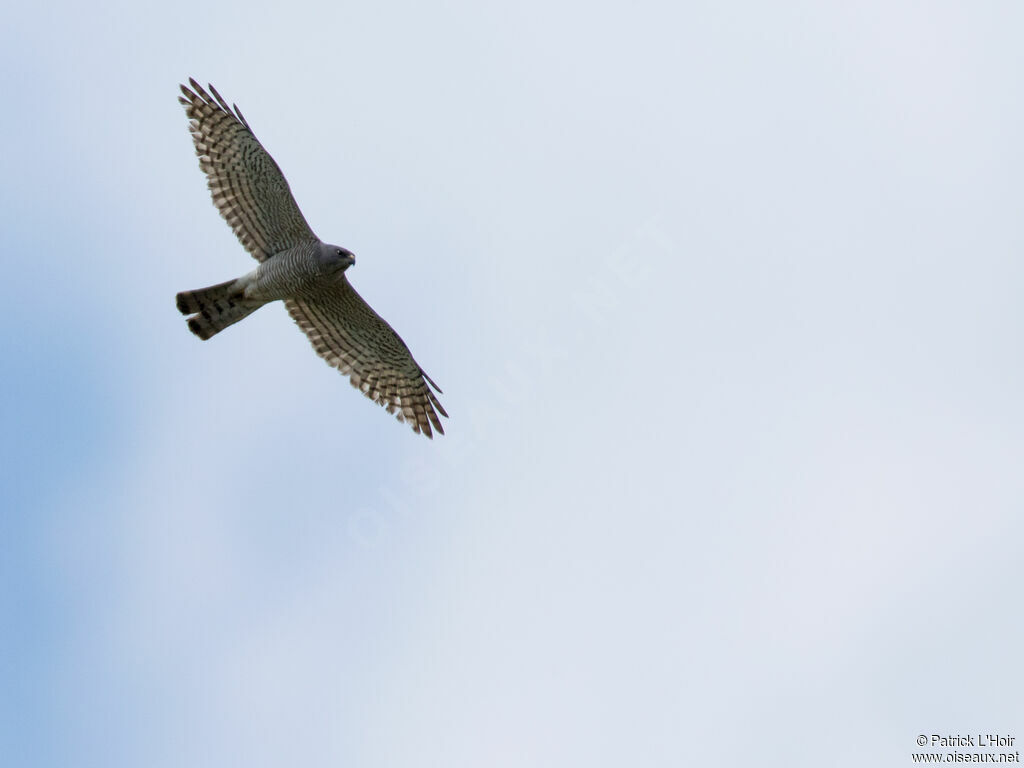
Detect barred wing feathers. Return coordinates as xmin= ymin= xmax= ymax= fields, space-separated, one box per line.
xmin=179 ymin=79 xmax=317 ymax=262
xmin=285 ymin=280 xmax=448 ymax=438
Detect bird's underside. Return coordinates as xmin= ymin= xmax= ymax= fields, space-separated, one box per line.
xmin=176 ymin=78 xmax=447 ymax=438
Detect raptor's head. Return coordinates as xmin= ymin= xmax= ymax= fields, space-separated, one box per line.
xmin=318 ymin=243 xmax=356 ymax=273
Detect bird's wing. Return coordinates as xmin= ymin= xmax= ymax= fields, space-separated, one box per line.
xmin=285 ymin=278 xmax=447 ymax=438
xmin=179 ymin=79 xmax=318 ymax=262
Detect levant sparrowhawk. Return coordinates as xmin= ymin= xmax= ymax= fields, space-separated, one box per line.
xmin=175 ymin=79 xmax=447 ymax=438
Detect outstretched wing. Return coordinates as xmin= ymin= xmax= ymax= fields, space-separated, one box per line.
xmin=285 ymin=279 xmax=448 ymax=438
xmin=179 ymin=79 xmax=318 ymax=262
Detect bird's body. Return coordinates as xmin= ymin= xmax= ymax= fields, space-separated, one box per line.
xmin=176 ymin=79 xmax=446 ymax=437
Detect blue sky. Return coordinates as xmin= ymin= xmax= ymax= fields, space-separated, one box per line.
xmin=2 ymin=1 xmax=1024 ymax=766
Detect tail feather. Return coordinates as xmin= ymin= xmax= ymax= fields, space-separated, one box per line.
xmin=176 ymin=279 xmax=261 ymax=340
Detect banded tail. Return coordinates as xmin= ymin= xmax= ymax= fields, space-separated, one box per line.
xmin=176 ymin=279 xmax=261 ymax=340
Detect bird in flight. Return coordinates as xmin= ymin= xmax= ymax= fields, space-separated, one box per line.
xmin=176 ymin=79 xmax=447 ymax=437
